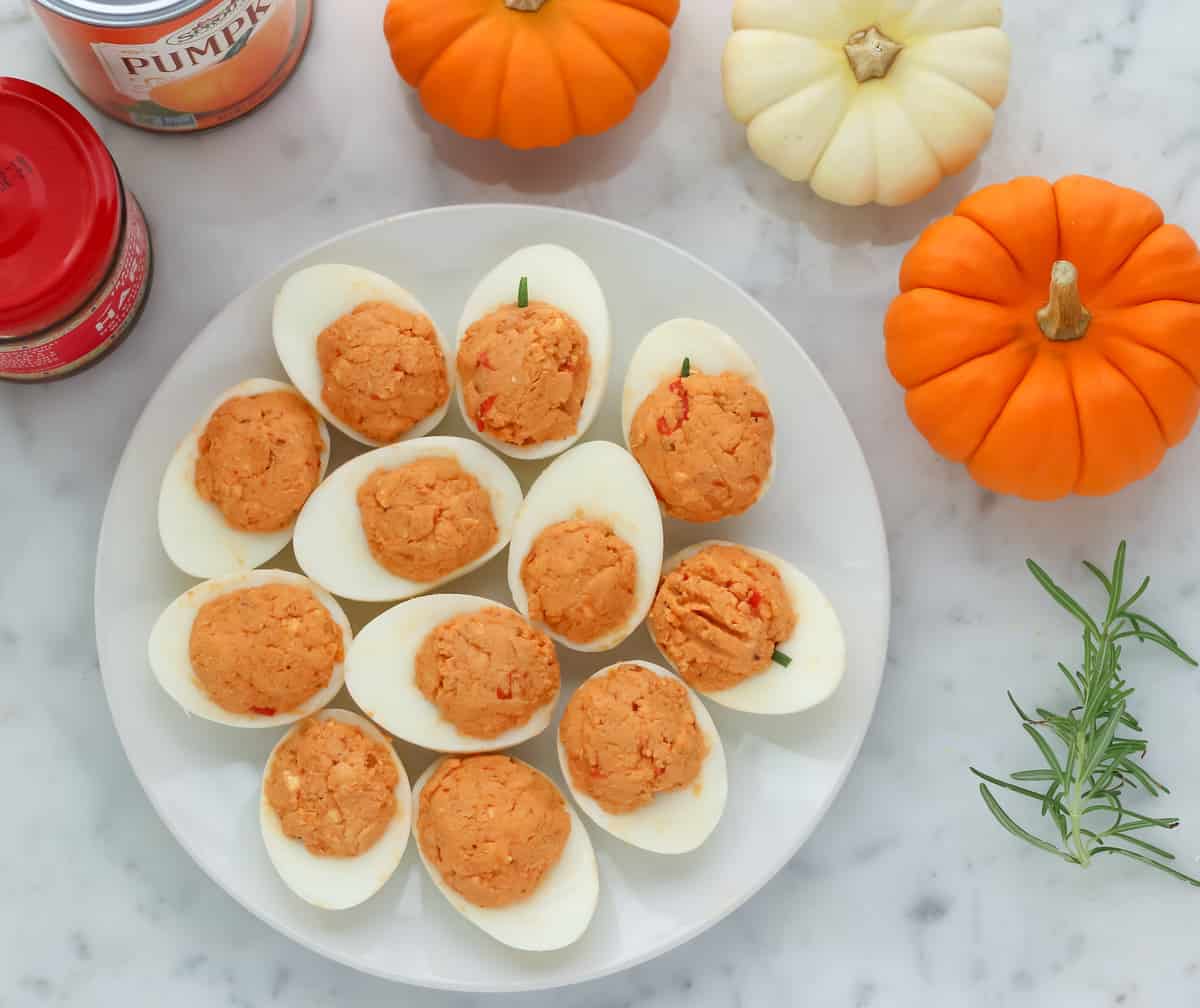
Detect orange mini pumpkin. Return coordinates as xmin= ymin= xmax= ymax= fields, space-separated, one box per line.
xmin=382 ymin=0 xmax=679 ymax=149
xmin=886 ymin=175 xmax=1200 ymax=500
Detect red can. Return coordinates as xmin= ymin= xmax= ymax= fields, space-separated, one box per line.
xmin=0 ymin=78 xmax=153 ymax=381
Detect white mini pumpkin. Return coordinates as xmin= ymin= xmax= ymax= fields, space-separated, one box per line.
xmin=723 ymin=0 xmax=1011 ymax=207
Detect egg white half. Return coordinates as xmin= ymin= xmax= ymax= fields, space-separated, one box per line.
xmin=412 ymin=756 xmax=598 ymax=951
xmin=557 ymin=660 xmax=728 ymax=854
xmin=293 ymin=436 xmax=523 ymax=603
xmin=655 ymin=541 xmax=845 ymax=714
xmin=507 ymin=440 xmax=663 ymax=652
xmin=455 ymin=244 xmax=610 ymax=460
xmin=346 ymin=594 xmax=558 ymax=753
xmin=158 ymin=378 xmax=331 ymax=580
xmin=273 ymin=263 xmax=452 ymax=447
xmin=147 ymin=569 xmax=350 ymax=728
xmin=260 ymin=708 xmax=412 ymax=910
xmin=621 ymin=318 xmax=776 ymax=512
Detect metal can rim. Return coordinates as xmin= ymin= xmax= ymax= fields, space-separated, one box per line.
xmin=29 ymin=0 xmax=215 ymax=28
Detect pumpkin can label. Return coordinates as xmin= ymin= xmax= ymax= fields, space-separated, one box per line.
xmin=30 ymin=0 xmax=311 ymax=132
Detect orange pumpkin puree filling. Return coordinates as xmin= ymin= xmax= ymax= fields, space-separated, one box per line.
xmin=264 ymin=718 xmax=398 ymax=858
xmin=418 ymin=755 xmax=569 ymax=909
xmin=457 ymin=302 xmax=591 ymax=446
xmin=357 ymin=456 xmax=497 ymax=582
xmin=415 ymin=607 xmax=560 ymax=739
xmin=629 ymin=371 xmax=773 ymax=522
xmin=649 ymin=544 xmax=796 ymax=692
xmin=189 ymin=584 xmax=344 ymax=715
xmin=520 ymin=518 xmax=637 ymax=644
xmin=559 ymin=663 xmax=708 ymax=815
xmin=317 ymin=301 xmax=449 ymax=443
xmin=195 ymin=390 xmax=323 ymax=532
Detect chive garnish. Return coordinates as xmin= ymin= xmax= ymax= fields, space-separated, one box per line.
xmin=772 ymin=648 xmax=792 ymax=667
xmin=681 ymin=356 xmax=691 ymax=378
xmin=517 ymin=275 xmax=529 ymax=308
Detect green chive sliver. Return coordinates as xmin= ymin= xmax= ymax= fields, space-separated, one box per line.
xmin=517 ymin=276 xmax=529 ymax=308
xmin=681 ymin=357 xmax=691 ymax=378
xmin=772 ymin=648 xmax=792 ymax=668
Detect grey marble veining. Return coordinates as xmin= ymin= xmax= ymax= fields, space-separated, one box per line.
xmin=5 ymin=0 xmax=1200 ymax=1004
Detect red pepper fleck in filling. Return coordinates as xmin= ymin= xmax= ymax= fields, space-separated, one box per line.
xmin=751 ymin=410 xmax=768 ymax=419
xmin=656 ymin=377 xmax=692 ymax=436
xmin=748 ymin=589 xmax=762 ymax=611
xmin=476 ymin=394 xmax=497 ymax=432
xmin=477 ymin=351 xmax=496 ymax=371
xmin=250 ymin=706 xmax=277 ymax=717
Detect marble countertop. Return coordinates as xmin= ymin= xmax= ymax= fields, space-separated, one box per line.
xmin=6 ymin=0 xmax=1200 ymax=1004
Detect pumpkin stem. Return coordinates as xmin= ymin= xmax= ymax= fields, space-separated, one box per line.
xmin=844 ymin=26 xmax=904 ymax=83
xmin=505 ymin=0 xmax=547 ymax=9
xmin=1038 ymin=261 xmax=1092 ymax=342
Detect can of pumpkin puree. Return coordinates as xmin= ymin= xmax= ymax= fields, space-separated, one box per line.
xmin=28 ymin=0 xmax=312 ymax=132
xmin=0 ymin=78 xmax=152 ymax=381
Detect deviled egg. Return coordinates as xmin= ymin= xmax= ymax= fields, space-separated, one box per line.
xmin=148 ymin=569 xmax=350 ymax=727
xmin=158 ymin=378 xmax=330 ymax=579
xmin=622 ymin=318 xmax=775 ymax=522
xmin=346 ymin=594 xmax=559 ymax=752
xmin=274 ymin=264 xmax=452 ymax=447
xmin=558 ymin=660 xmax=727 ymax=854
xmin=413 ymin=754 xmax=598 ymax=951
xmin=507 ymin=440 xmax=662 ymax=652
xmin=456 ymin=244 xmax=610 ymax=460
xmin=293 ymin=436 xmax=522 ymax=603
xmin=649 ymin=541 xmax=845 ymax=714
xmin=261 ymin=708 xmax=411 ymax=910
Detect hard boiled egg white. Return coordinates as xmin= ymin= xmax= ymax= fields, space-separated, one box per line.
xmin=273 ymin=264 xmax=452 ymax=447
xmin=293 ymin=436 xmax=522 ymax=603
xmin=621 ymin=318 xmax=776 ymax=502
xmin=412 ymin=756 xmax=598 ymax=951
xmin=147 ymin=569 xmax=350 ymax=728
xmin=557 ymin=660 xmax=728 ymax=854
xmin=158 ymin=378 xmax=330 ymax=579
xmin=456 ymin=244 xmax=610 ymax=460
xmin=658 ymin=540 xmax=845 ymax=714
xmin=260 ymin=708 xmax=412 ymax=910
xmin=507 ymin=440 xmax=663 ymax=652
xmin=346 ymin=594 xmax=557 ymax=752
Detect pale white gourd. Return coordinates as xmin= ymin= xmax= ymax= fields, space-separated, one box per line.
xmin=723 ymin=0 xmax=1011 ymax=207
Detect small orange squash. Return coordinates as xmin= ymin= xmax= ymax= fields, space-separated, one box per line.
xmin=886 ymin=175 xmax=1200 ymax=500
xmin=382 ymin=0 xmax=679 ymax=149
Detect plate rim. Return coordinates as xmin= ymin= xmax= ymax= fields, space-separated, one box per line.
xmin=94 ymin=202 xmax=891 ymax=993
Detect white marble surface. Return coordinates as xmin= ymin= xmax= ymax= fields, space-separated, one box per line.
xmin=5 ymin=0 xmax=1200 ymax=1004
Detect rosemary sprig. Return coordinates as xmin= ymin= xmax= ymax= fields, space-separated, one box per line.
xmin=970 ymin=542 xmax=1200 ymax=886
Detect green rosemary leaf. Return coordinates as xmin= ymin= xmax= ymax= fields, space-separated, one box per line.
xmin=1023 ymin=723 xmax=1066 ymax=782
xmin=1010 ymin=770 xmax=1059 ymax=782
xmin=1093 ymin=846 xmax=1200 ymax=886
xmin=1026 ymin=560 xmax=1102 ymax=637
xmin=771 ymin=648 xmax=792 ymax=667
xmin=1083 ymin=560 xmax=1113 ymax=594
xmin=1007 ymin=692 xmax=1036 ymax=722
xmin=517 ymin=276 xmax=529 ymax=308
xmin=970 ymin=768 xmax=1052 ymax=803
xmin=1119 ymin=576 xmax=1151 ymax=614
xmin=681 ymin=357 xmax=691 ymax=378
xmin=977 ymin=784 xmax=1075 ymax=862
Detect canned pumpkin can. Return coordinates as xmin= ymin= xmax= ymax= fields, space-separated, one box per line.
xmin=0 ymin=78 xmax=152 ymax=381
xmin=29 ymin=0 xmax=312 ymax=132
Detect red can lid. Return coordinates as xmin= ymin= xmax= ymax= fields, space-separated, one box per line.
xmin=0 ymin=78 xmax=122 ymax=338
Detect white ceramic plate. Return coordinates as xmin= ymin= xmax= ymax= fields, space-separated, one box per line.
xmin=94 ymin=205 xmax=889 ymax=993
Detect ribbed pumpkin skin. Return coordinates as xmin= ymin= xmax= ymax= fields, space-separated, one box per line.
xmin=383 ymin=0 xmax=679 ymax=150
xmin=886 ymin=175 xmax=1200 ymax=500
